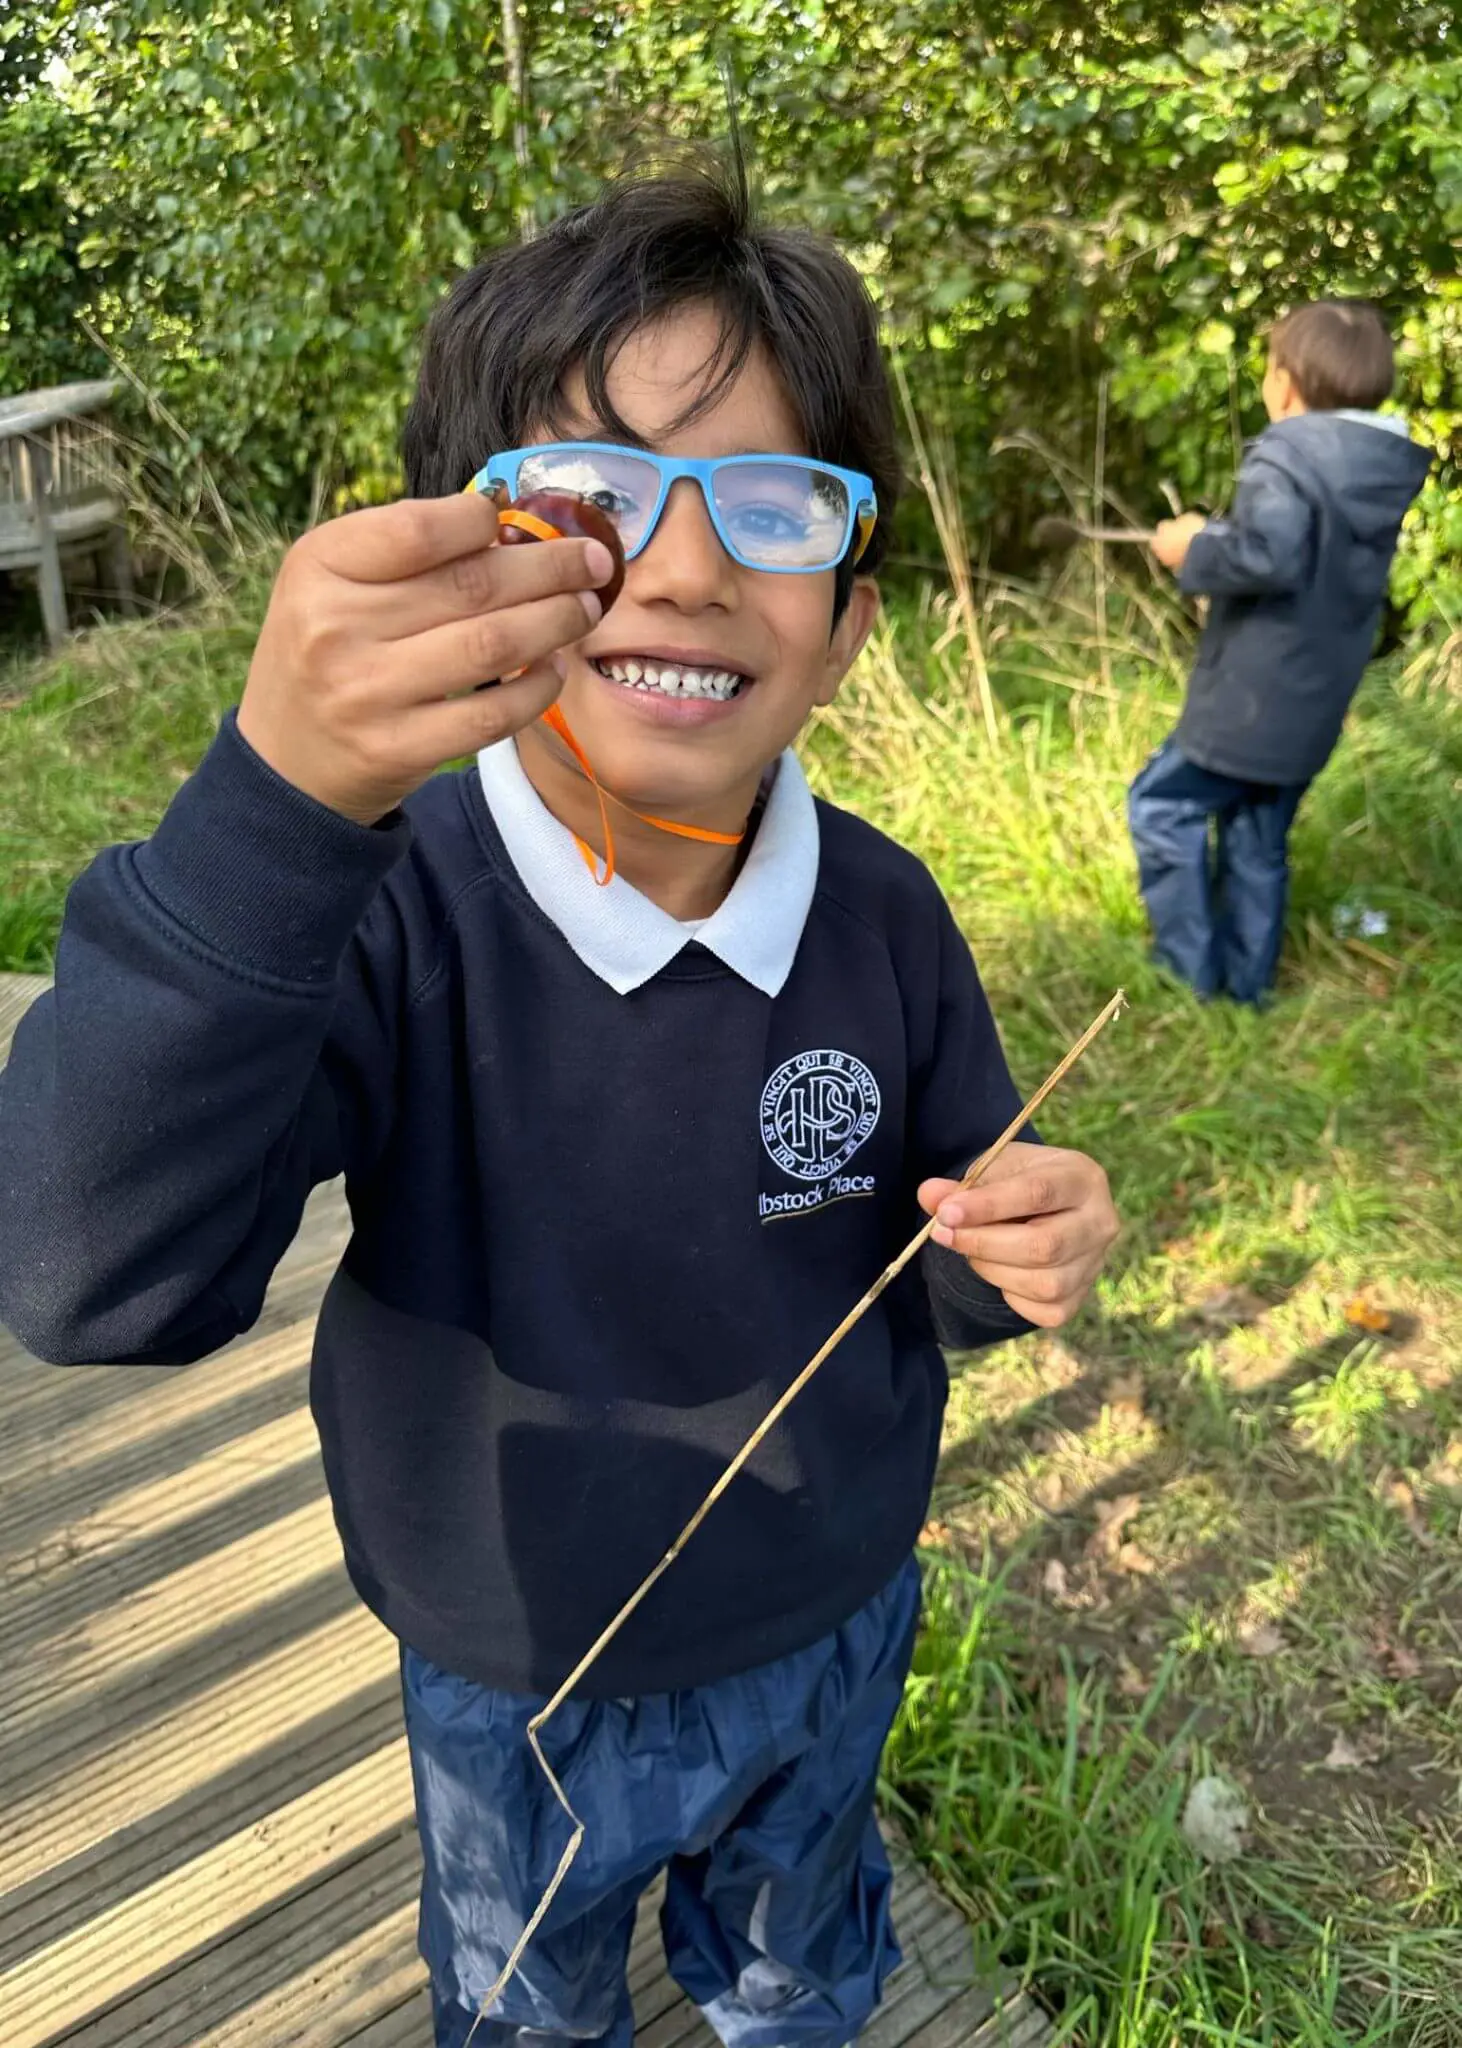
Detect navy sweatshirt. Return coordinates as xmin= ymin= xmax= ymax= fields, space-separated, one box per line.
xmin=0 ymin=715 xmax=1033 ymax=1697
xmin=1175 ymin=411 xmax=1431 ymax=785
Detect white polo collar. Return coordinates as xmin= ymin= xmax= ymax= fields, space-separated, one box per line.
xmin=475 ymin=737 xmax=819 ymax=997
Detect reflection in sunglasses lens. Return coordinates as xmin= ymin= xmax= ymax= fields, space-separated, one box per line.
xmin=519 ymin=449 xmax=659 ymax=553
xmin=713 ymin=463 xmax=849 ymax=567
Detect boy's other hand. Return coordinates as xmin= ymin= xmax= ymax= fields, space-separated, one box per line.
xmin=918 ymin=1141 xmax=1119 ymax=1328
xmin=1151 ymin=512 xmax=1207 ymax=572
xmin=238 ymin=494 xmax=617 ymax=824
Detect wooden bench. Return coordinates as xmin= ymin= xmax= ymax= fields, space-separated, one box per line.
xmin=0 ymin=380 xmax=135 ymax=650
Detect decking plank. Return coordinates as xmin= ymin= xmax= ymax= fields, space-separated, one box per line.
xmin=0 ymin=1609 xmax=395 ymax=1892
xmin=0 ymin=1496 xmax=342 ymax=1710
xmin=0 ymin=1740 xmax=415 ymax=2045
xmin=0 ymin=970 xmax=44 ymax=1064
xmin=0 ymin=1691 xmax=401 ymax=1970
xmin=58 ymin=1833 xmax=424 ymax=2048
xmin=0 ymin=1570 xmax=361 ymax=1803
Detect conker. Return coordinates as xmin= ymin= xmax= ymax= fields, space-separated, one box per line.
xmin=496 ymin=488 xmax=626 ymax=614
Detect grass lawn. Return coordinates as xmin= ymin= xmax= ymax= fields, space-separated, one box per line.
xmin=3 ymin=567 xmax=1461 ymax=2044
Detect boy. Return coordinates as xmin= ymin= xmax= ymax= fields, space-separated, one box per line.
xmin=1130 ymin=299 xmax=1431 ymax=1003
xmin=0 ymin=165 xmax=1118 ymax=2048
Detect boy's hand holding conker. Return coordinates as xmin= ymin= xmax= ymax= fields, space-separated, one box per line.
xmin=497 ymin=490 xmax=627 ymax=611
xmin=238 ymin=490 xmax=623 ymax=825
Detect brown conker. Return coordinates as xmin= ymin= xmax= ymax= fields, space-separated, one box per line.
xmin=496 ymin=488 xmax=626 ymax=614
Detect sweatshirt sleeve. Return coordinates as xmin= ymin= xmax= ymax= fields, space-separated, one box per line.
xmin=907 ymin=888 xmax=1038 ymax=1351
xmin=0 ymin=712 xmax=412 ymax=1368
xmin=1179 ymin=456 xmax=1315 ymax=598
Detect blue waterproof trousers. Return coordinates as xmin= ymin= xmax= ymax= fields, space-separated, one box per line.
xmin=1128 ymin=737 xmax=1308 ymax=1003
xmin=403 ymin=1559 xmax=922 ymax=2048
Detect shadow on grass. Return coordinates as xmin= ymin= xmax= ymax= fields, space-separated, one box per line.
xmin=934 ymin=1256 xmax=1462 ymax=1831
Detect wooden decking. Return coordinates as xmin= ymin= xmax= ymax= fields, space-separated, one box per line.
xmin=0 ymin=971 xmax=1050 ymax=2048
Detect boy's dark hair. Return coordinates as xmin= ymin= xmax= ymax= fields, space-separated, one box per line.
xmin=403 ymin=155 xmax=902 ymax=614
xmin=1269 ymin=300 xmax=1395 ymax=412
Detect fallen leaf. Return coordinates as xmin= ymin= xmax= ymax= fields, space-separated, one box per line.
xmin=1181 ymin=1775 xmax=1249 ymax=1862
xmin=1042 ymin=1557 xmax=1070 ymax=1601
xmin=1323 ymin=1730 xmax=1383 ymax=1771
xmin=1387 ymin=1478 xmax=1434 ymax=1548
xmin=1346 ymin=1294 xmax=1394 ymax=1335
xmin=1087 ymin=1493 xmax=1143 ymax=1559
xmin=919 ymin=1520 xmax=951 ymax=1549
xmin=1115 ymin=1542 xmax=1158 ymax=1576
xmin=1372 ymin=1632 xmax=1422 ymax=1681
xmin=1116 ymin=1654 xmax=1147 ymax=1699
xmin=1237 ymin=1622 xmax=1285 ymax=1659
xmin=1413 ymin=1352 xmax=1452 ymax=1393
xmin=1195 ymin=1285 xmax=1266 ymax=1328
xmin=1032 ymin=1470 xmax=1068 ymax=1510
xmin=1107 ymin=1372 xmax=1146 ymax=1426
xmin=1289 ymin=1179 xmax=1318 ymax=1233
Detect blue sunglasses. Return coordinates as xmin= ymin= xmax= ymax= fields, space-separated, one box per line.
xmin=468 ymin=441 xmax=877 ymax=574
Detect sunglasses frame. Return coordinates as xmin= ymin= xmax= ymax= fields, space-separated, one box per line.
xmin=467 ymin=441 xmax=878 ymax=573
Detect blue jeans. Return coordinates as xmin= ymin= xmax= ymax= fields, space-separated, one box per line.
xmin=403 ymin=1558 xmax=921 ymax=2048
xmin=1128 ymin=738 xmax=1308 ymax=1003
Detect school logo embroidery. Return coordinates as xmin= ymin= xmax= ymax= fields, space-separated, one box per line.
xmin=759 ymin=1049 xmax=881 ymax=1184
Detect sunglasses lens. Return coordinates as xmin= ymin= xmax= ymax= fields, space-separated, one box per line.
xmin=515 ymin=447 xmax=661 ymax=554
xmin=711 ymin=461 xmax=851 ymax=569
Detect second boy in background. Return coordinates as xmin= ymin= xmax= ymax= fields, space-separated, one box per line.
xmin=1130 ymin=298 xmax=1431 ymax=1005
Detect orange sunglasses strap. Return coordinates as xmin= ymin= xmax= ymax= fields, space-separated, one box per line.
xmin=538 ymin=705 xmax=745 ymax=886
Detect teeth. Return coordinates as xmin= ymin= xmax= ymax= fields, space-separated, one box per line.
xmin=599 ymin=658 xmax=744 ymax=701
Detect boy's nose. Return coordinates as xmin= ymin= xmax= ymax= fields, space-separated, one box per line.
xmin=629 ymin=477 xmax=739 ymax=611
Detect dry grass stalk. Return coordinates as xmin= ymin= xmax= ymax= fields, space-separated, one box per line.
xmin=891 ymin=357 xmax=1001 ymax=750
xmin=463 ymin=988 xmax=1129 ymax=2044
xmin=1094 ymin=373 xmax=1112 ymax=698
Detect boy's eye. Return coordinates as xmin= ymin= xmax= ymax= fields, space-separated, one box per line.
xmin=584 ymin=485 xmax=635 ymax=520
xmin=728 ymin=502 xmax=811 ymax=544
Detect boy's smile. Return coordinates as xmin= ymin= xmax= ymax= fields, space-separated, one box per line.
xmin=515 ymin=305 xmax=879 ymax=880
xmin=585 ymin=647 xmax=751 ymax=715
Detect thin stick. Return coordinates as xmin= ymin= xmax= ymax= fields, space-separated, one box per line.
xmin=464 ymin=990 xmax=1127 ymax=2042
xmin=1032 ymin=515 xmax=1156 ymax=548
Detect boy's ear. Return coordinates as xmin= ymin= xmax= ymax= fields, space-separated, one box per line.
xmin=815 ymin=577 xmax=880 ymax=707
